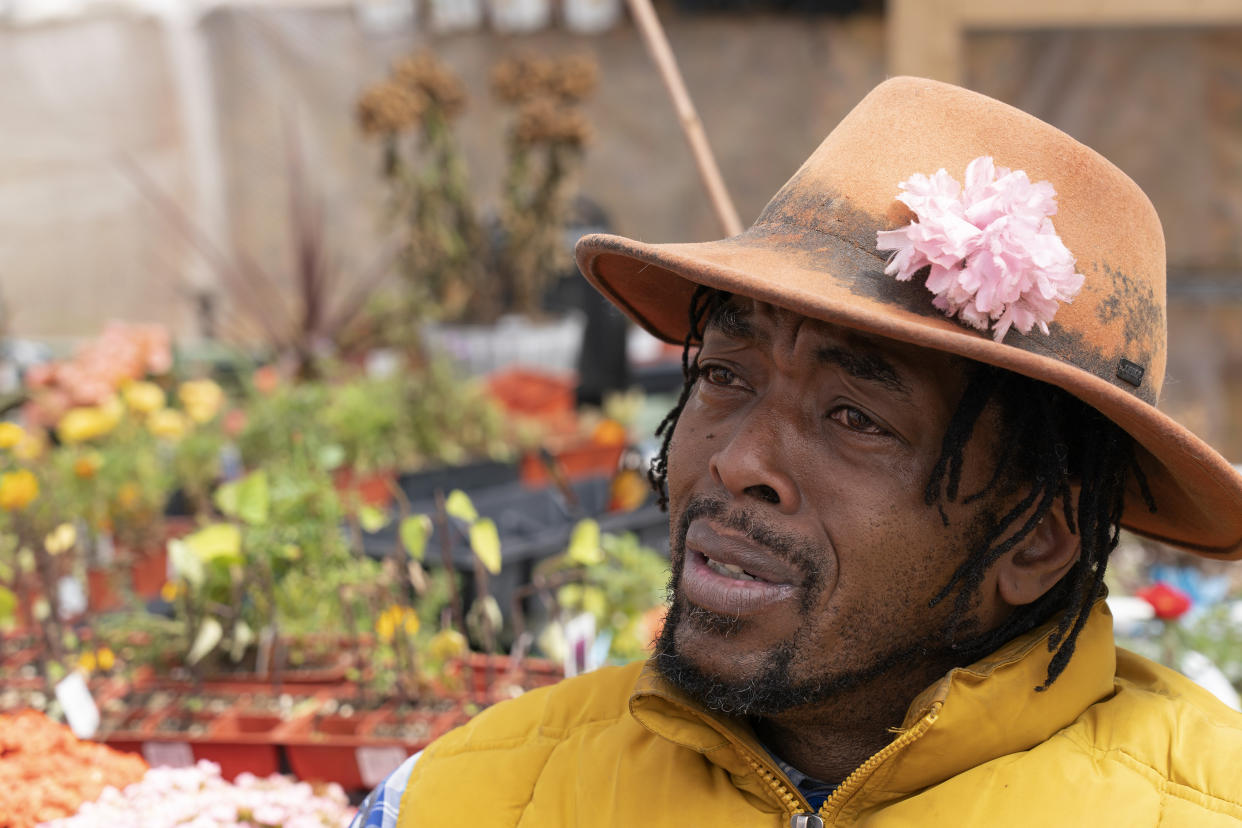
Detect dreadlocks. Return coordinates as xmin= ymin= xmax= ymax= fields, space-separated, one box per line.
xmin=649 ymin=286 xmax=1156 ymax=690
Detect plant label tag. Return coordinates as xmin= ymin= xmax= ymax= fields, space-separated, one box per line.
xmin=563 ymin=612 xmax=596 ymax=678
xmin=57 ymin=575 xmax=87 ymax=619
xmin=142 ymin=740 xmax=195 ymax=769
xmin=357 ymin=746 xmax=408 ymax=788
xmin=55 ymin=671 xmax=100 ymax=739
xmin=96 ymin=532 xmax=116 ymax=565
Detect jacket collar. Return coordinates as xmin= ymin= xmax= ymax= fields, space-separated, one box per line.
xmin=629 ymin=602 xmax=1116 ymax=803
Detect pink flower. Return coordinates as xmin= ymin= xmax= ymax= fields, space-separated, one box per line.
xmin=876 ymin=156 xmax=1085 ymax=343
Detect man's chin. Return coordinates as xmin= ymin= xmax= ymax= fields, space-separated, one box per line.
xmin=653 ymin=603 xmax=806 ymax=716
xmin=652 ymin=596 xmax=960 ymax=718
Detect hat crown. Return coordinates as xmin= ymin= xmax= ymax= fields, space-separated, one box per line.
xmin=754 ymin=76 xmax=1167 ymax=403
xmin=576 ymin=76 xmax=1242 ymax=555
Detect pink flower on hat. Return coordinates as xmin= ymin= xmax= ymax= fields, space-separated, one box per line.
xmin=876 ymin=156 xmax=1085 ymax=343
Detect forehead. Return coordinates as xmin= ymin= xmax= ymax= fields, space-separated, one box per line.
xmin=703 ymin=296 xmax=968 ymax=390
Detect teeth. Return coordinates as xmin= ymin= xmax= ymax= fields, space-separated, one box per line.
xmin=706 ymin=557 xmax=757 ymax=581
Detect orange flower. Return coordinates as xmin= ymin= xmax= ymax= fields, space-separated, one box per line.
xmin=253 ymin=365 xmax=280 ymax=394
xmin=0 ymin=711 xmax=147 ymax=824
xmin=73 ymin=451 xmax=103 ymax=479
xmin=591 ymin=419 xmax=628 ymax=446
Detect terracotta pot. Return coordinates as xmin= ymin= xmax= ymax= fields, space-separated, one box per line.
xmin=486 ymin=368 xmax=574 ymax=423
xmin=449 ymin=653 xmax=565 ymax=702
xmin=312 ymin=712 xmax=373 ymax=737
xmin=12 ymin=583 xmax=43 ymax=632
xmin=520 ymin=441 xmax=625 ymax=486
xmin=128 ymin=546 xmax=169 ymax=599
xmin=87 ymin=567 xmax=123 ymax=612
xmin=150 ymin=708 xmax=216 ymax=739
xmin=284 ymin=710 xmax=379 ymax=791
xmin=0 ymin=643 xmax=36 ymax=674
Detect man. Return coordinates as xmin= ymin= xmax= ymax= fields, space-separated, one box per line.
xmin=355 ymin=77 xmax=1242 ymax=826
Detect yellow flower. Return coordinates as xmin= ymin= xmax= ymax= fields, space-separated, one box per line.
xmin=0 ymin=469 xmax=39 ymax=511
xmin=78 ymin=650 xmax=97 ymax=674
xmin=122 ymin=380 xmax=166 ymax=415
xmin=375 ymin=609 xmax=395 ymax=642
xmin=57 ymin=405 xmax=118 ymax=444
xmin=428 ymin=628 xmax=468 ymax=661
xmin=147 ymin=408 xmax=189 ymax=441
xmin=44 ymin=523 xmax=77 ymax=555
xmin=96 ymin=647 xmax=115 ymax=671
xmin=116 ymin=481 xmax=141 ymax=511
xmin=160 ymin=581 xmax=181 ymax=602
xmin=0 ymin=422 xmax=25 ymax=449
xmin=375 ymin=605 xmax=420 ymax=642
xmin=178 ymin=380 xmax=224 ymax=424
xmin=13 ymin=431 xmax=45 ymax=462
xmin=57 ymin=409 xmax=102 ymax=444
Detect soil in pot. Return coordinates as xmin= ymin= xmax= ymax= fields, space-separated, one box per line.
xmin=370 ymin=697 xmax=462 ymax=744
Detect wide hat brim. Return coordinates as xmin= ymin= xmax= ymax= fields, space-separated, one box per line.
xmin=576 ymin=79 xmax=1242 ymax=558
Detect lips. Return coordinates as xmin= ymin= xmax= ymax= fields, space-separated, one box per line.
xmin=679 ymin=520 xmax=799 ymax=616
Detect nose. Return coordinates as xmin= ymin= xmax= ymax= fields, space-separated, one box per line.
xmin=708 ymin=407 xmax=801 ymax=513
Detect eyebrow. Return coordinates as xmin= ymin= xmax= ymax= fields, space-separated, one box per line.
xmin=706 ymin=301 xmax=760 ymax=341
xmin=705 ymin=303 xmax=912 ymax=398
xmin=814 ymin=345 xmax=912 ymax=398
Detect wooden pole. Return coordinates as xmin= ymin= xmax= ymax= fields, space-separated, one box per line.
xmin=625 ymin=0 xmax=745 ymax=237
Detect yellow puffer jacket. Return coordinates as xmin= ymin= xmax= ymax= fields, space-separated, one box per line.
xmin=398 ymin=604 xmax=1242 ymax=826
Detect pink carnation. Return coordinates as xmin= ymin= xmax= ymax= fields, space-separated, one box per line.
xmin=875 ymin=156 xmax=1084 ymax=343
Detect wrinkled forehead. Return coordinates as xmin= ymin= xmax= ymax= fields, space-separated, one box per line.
xmin=702 ymin=294 xmax=973 ymax=383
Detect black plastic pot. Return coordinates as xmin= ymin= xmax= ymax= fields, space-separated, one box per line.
xmin=395 ymin=460 xmax=520 ymax=504
xmin=361 ymin=475 xmax=670 ymax=634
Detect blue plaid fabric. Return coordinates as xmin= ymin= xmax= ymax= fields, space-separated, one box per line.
xmin=350 ymin=751 xmax=422 ymax=828
xmin=767 ymin=749 xmax=837 ymax=811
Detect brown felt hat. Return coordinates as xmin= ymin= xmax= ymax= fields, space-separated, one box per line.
xmin=576 ymin=76 xmax=1242 ymax=558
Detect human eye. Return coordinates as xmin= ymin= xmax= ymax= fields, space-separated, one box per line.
xmin=827 ymin=404 xmax=891 ymax=436
xmin=696 ymin=361 xmax=747 ymax=390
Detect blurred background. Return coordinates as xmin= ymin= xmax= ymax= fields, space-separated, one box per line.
xmin=1 ymin=1 xmax=1241 ymax=822
xmin=2 ymin=0 xmax=1241 ymax=452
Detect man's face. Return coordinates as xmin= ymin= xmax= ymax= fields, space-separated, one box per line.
xmin=655 ymin=297 xmax=1015 ymax=715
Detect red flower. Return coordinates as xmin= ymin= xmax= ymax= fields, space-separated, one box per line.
xmin=1136 ymin=582 xmax=1193 ymax=621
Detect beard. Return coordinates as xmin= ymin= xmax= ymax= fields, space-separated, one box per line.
xmin=652 ymin=495 xmax=979 ymax=718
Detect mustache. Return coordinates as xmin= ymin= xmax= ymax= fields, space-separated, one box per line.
xmin=673 ymin=495 xmax=823 ymax=585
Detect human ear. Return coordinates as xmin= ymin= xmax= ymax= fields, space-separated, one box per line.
xmin=995 ymin=491 xmax=1081 ymax=607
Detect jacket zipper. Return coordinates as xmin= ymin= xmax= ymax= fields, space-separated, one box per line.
xmin=740 ymin=748 xmax=810 ymax=820
xmin=817 ymin=703 xmax=942 ymax=823
xmin=738 ymin=703 xmax=941 ymax=827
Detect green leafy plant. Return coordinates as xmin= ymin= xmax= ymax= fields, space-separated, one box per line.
xmin=322 ymin=376 xmax=410 ymax=474
xmin=166 ymin=459 xmax=350 ymax=676
xmin=540 ymin=521 xmax=668 ymax=664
